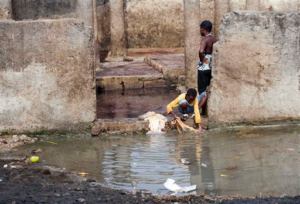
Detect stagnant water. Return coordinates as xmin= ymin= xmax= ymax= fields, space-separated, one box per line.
xmin=12 ymin=124 xmax=300 ymax=197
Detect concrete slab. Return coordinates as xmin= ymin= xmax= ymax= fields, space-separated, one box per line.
xmin=144 ymin=53 xmax=185 ymax=83
xmin=96 ymin=60 xmax=167 ymax=90
xmin=92 ymin=116 xmax=209 ymax=136
xmin=92 ymin=118 xmax=149 ymax=135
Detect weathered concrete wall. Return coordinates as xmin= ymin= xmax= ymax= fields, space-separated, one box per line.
xmin=184 ymin=0 xmax=200 ymax=89
xmin=0 ymin=1 xmax=96 ymax=133
xmin=208 ymin=11 xmax=300 ymax=123
xmin=97 ymin=0 xmax=111 ymax=51
xmin=0 ymin=0 xmax=12 ymax=19
xmin=213 ymin=0 xmax=300 ymax=37
xmin=110 ymin=0 xmax=127 ymax=57
xmin=11 ymin=0 xmax=78 ymax=20
xmin=126 ymin=0 xmax=184 ymax=48
xmin=97 ymin=0 xmax=299 ymax=49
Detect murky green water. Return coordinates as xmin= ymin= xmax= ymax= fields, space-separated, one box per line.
xmin=12 ymin=125 xmax=300 ymax=197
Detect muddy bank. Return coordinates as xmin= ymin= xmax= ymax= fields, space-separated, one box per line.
xmin=1 ymin=135 xmax=300 ymax=204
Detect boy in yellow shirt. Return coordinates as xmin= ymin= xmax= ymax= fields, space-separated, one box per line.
xmin=166 ymin=88 xmax=203 ymax=132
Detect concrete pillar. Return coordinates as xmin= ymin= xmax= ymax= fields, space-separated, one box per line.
xmin=92 ymin=0 xmax=100 ymax=75
xmin=200 ymin=0 xmax=215 ymax=35
xmin=184 ymin=0 xmax=200 ymax=89
xmin=110 ymin=0 xmax=127 ymax=57
xmin=229 ymin=0 xmax=246 ymax=10
xmin=246 ymin=0 xmax=260 ymax=10
xmin=214 ymin=0 xmax=230 ymax=37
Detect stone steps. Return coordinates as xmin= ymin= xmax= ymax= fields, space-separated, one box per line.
xmin=96 ymin=52 xmax=186 ymax=91
xmin=144 ymin=53 xmax=185 ymax=84
xmin=96 ymin=60 xmax=174 ymax=90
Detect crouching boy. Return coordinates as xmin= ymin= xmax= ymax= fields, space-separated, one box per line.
xmin=166 ymin=88 xmax=202 ymax=132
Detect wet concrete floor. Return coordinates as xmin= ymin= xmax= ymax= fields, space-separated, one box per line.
xmin=97 ymin=88 xmax=179 ymax=119
xmin=12 ymin=124 xmax=300 ymax=197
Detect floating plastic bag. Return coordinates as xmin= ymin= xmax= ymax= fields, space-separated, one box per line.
xmin=164 ymin=178 xmax=196 ymax=193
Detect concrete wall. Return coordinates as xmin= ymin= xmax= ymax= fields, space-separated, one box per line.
xmin=0 ymin=0 xmax=96 ymax=133
xmin=97 ymin=0 xmax=111 ymax=51
xmin=126 ymin=0 xmax=184 ymax=48
xmin=208 ymin=11 xmax=300 ymax=123
xmin=96 ymin=0 xmax=300 ymax=49
xmin=11 ymin=0 xmax=78 ymax=20
xmin=212 ymin=0 xmax=300 ymax=37
xmin=0 ymin=0 xmax=12 ymax=19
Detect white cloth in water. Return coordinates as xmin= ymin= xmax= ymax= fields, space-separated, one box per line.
xmin=143 ymin=112 xmax=167 ymax=134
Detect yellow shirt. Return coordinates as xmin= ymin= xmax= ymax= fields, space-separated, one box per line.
xmin=166 ymin=93 xmax=201 ymax=124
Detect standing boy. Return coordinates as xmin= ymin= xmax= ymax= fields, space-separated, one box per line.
xmin=197 ymin=20 xmax=217 ymax=114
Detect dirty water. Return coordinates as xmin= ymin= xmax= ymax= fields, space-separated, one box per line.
xmin=97 ymin=88 xmax=178 ymax=119
xmin=10 ymin=124 xmax=300 ymax=197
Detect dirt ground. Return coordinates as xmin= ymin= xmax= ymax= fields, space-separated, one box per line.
xmin=1 ymin=135 xmax=300 ymax=204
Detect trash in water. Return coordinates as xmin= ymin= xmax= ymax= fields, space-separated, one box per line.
xmin=47 ymin=141 xmax=58 ymax=145
xmin=226 ymin=165 xmax=238 ymax=170
xmin=29 ymin=156 xmax=39 ymax=163
xmin=0 ymin=178 xmax=2 ymax=182
xmin=31 ymin=148 xmax=42 ymax=154
xmin=3 ymin=164 xmax=8 ymax=168
xmin=164 ymin=179 xmax=196 ymax=193
xmin=78 ymin=172 xmax=89 ymax=177
xmin=180 ymin=159 xmax=191 ymax=165
xmin=201 ymin=163 xmax=207 ymax=168
xmin=43 ymin=169 xmax=51 ymax=175
xmin=220 ymin=174 xmax=234 ymax=179
xmin=286 ymin=148 xmax=295 ymax=151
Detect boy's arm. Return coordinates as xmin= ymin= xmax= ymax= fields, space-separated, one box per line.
xmin=166 ymin=95 xmax=182 ymax=119
xmin=193 ymin=99 xmax=202 ymax=132
xmin=199 ymin=39 xmax=207 ymax=61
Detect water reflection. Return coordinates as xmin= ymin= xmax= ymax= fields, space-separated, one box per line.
xmin=11 ymin=125 xmax=300 ymax=197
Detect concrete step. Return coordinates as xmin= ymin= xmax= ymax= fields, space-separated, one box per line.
xmin=96 ymin=60 xmax=174 ymax=90
xmin=92 ymin=118 xmax=149 ymax=135
xmin=144 ymin=53 xmax=185 ymax=84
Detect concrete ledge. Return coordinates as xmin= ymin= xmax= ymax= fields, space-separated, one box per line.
xmin=144 ymin=54 xmax=185 ymax=83
xmin=96 ymin=75 xmax=168 ymax=90
xmin=92 ymin=118 xmax=149 ymax=136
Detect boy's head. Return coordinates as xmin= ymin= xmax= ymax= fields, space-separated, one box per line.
xmin=200 ymin=20 xmax=212 ymax=36
xmin=186 ymin=88 xmax=197 ymax=103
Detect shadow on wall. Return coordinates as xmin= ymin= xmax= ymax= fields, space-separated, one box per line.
xmin=11 ymin=0 xmax=78 ymax=20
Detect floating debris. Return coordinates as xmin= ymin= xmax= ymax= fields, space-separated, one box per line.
xmin=47 ymin=141 xmax=58 ymax=145
xmin=31 ymin=148 xmax=42 ymax=154
xmin=180 ymin=159 xmax=191 ymax=165
xmin=78 ymin=172 xmax=89 ymax=177
xmin=29 ymin=156 xmax=39 ymax=163
xmin=164 ymin=178 xmax=196 ymax=193
xmin=226 ymin=165 xmax=238 ymax=170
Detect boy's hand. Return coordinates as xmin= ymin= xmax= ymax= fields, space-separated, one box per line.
xmin=198 ymin=124 xmax=202 ymax=132
xmin=170 ymin=111 xmax=178 ymax=120
xmin=172 ymin=113 xmax=178 ymax=120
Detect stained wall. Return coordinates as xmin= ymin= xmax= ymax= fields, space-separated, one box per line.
xmin=208 ymin=11 xmax=300 ymax=123
xmin=0 ymin=0 xmax=96 ymax=133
